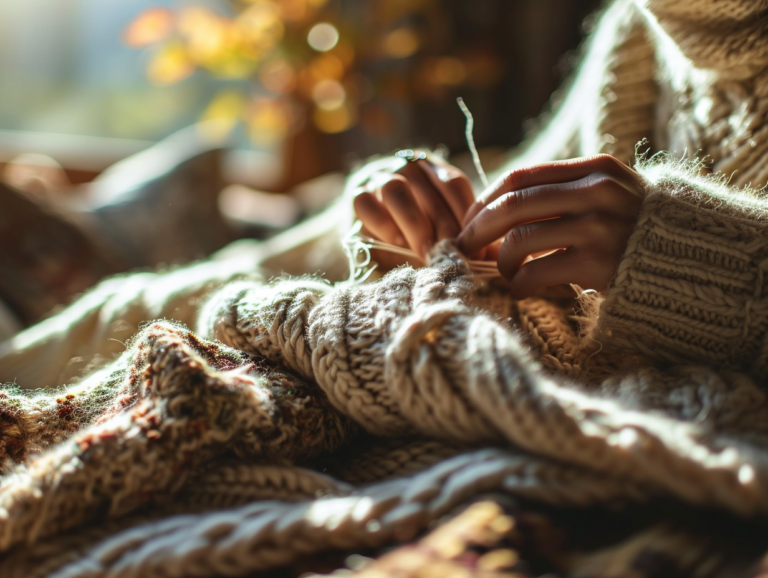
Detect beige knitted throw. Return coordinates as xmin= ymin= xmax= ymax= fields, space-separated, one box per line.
xmin=2 ymin=0 xmax=768 ymax=575
xmin=2 ymin=236 xmax=768 ymax=577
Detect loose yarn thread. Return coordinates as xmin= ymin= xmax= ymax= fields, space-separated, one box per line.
xmin=344 ymin=98 xmax=500 ymax=281
xmin=457 ymin=96 xmax=490 ymax=189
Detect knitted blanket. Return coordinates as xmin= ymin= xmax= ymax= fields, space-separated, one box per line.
xmin=3 ymin=0 xmax=768 ymax=570
xmin=2 ymin=242 xmax=768 ymax=577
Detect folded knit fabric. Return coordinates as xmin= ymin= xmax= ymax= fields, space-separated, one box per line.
xmin=3 ymin=236 xmax=768 ymax=577
xmin=1 ymin=1 xmax=768 ymax=575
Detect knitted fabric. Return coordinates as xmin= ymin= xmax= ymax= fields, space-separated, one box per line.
xmin=508 ymin=0 xmax=768 ymax=189
xmin=4 ymin=234 xmax=768 ymax=576
xmin=598 ymin=158 xmax=768 ymax=378
xmin=3 ymin=1 xmax=768 ymax=575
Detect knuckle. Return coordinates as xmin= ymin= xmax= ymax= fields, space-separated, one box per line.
xmin=592 ymin=153 xmax=620 ymax=171
xmin=579 ymin=244 xmax=608 ymax=264
xmin=496 ymin=191 xmax=522 ymax=215
xmin=429 ymin=160 xmax=472 ymax=189
xmin=506 ymin=223 xmax=531 ymax=247
xmin=581 ymin=213 xmax=614 ymax=241
xmin=500 ymin=169 xmax=524 ymax=192
xmin=446 ymin=174 xmax=474 ymax=199
xmin=583 ymin=171 xmax=615 ymax=192
xmin=381 ymin=177 xmax=410 ymax=200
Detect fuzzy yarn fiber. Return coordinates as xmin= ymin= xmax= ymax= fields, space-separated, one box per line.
xmin=3 ymin=0 xmax=768 ymax=574
xmin=1 ymin=241 xmax=768 ymax=577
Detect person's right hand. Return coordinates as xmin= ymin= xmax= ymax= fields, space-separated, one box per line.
xmin=457 ymin=155 xmax=644 ymax=298
xmin=352 ymin=152 xmax=477 ymax=271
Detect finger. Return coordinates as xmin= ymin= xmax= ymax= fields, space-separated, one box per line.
xmin=496 ymin=213 xmax=627 ymax=281
xmin=506 ymin=248 xmax=620 ymax=299
xmin=381 ymin=175 xmax=435 ymax=258
xmin=484 ymin=241 xmax=502 ymax=261
xmin=361 ymin=225 xmax=420 ymax=271
xmin=416 ymin=159 xmax=476 ymax=225
xmin=458 ymin=174 xmax=641 ymax=256
xmin=463 ymin=154 xmax=642 ymax=226
xmin=395 ymin=161 xmax=461 ymax=240
xmin=354 ymin=191 xmax=406 ymax=246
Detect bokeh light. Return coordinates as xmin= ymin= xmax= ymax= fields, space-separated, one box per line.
xmin=260 ymin=59 xmax=297 ymax=93
xmin=198 ymin=90 xmax=246 ymax=141
xmin=313 ymin=105 xmax=354 ymax=133
xmin=122 ymin=8 xmax=174 ymax=48
xmin=312 ymin=79 xmax=346 ymax=111
xmin=246 ymin=98 xmax=292 ymax=145
xmin=382 ymin=28 xmax=419 ymax=58
xmin=147 ymin=42 xmax=194 ymax=85
xmin=307 ymin=23 xmax=339 ymax=52
xmin=430 ymin=57 xmax=467 ymax=86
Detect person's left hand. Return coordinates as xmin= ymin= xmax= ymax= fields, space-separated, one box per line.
xmin=353 ymin=152 xmax=477 ymax=272
xmin=457 ymin=155 xmax=645 ymax=298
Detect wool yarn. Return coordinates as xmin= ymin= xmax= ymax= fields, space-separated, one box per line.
xmin=3 ymin=236 xmax=768 ymax=576
xmin=1 ymin=0 xmax=768 ymax=575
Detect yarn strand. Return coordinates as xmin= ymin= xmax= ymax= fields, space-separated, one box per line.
xmin=343 ymin=221 xmax=500 ymax=281
xmin=457 ymin=96 xmax=490 ymax=190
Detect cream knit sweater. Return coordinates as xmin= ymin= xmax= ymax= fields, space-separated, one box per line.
xmin=493 ymin=0 xmax=768 ymax=380
xmin=1 ymin=0 xmax=767 ymax=385
xmin=1 ymin=3 xmax=768 ymax=576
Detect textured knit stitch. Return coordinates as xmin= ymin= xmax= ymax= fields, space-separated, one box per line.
xmin=3 ymin=1 xmax=768 ymax=576
xmin=3 ymin=242 xmax=768 ymax=577
xmin=597 ymin=158 xmax=768 ymax=378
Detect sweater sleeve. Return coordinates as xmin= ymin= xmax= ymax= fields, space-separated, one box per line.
xmin=642 ymin=0 xmax=768 ymax=76
xmin=491 ymin=0 xmax=657 ymax=175
xmin=596 ymin=159 xmax=768 ymax=379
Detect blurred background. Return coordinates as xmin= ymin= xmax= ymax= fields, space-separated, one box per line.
xmin=0 ymin=0 xmax=600 ymax=331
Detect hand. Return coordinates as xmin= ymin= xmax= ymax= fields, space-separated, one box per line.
xmin=457 ymin=155 xmax=644 ymax=298
xmin=353 ymin=152 xmax=476 ymax=271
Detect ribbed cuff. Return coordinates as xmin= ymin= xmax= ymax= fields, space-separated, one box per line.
xmin=597 ymin=161 xmax=768 ymax=378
